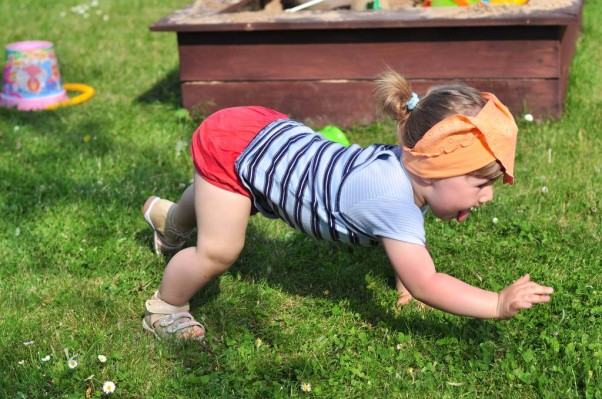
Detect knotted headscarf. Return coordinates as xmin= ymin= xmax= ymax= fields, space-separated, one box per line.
xmin=401 ymin=92 xmax=518 ymax=184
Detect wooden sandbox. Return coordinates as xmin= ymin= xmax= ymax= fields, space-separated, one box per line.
xmin=151 ymin=0 xmax=584 ymax=127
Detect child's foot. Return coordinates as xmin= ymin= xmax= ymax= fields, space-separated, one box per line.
xmin=142 ymin=291 xmax=205 ymax=341
xmin=142 ymin=196 xmax=188 ymax=255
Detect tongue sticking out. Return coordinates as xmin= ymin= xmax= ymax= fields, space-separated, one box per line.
xmin=457 ymin=209 xmax=470 ymax=222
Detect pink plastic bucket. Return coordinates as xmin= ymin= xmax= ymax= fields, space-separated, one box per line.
xmin=0 ymin=41 xmax=68 ymax=110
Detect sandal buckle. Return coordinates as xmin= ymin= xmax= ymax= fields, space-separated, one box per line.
xmin=159 ymin=314 xmax=175 ymax=327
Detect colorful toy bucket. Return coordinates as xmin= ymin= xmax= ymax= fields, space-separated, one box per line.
xmin=1 ymin=40 xmax=68 ymax=110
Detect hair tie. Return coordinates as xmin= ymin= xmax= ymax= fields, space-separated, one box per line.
xmin=406 ymin=92 xmax=419 ymax=111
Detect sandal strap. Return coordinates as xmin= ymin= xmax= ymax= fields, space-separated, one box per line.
xmin=145 ymin=311 xmax=205 ymax=339
xmin=146 ymin=298 xmax=190 ymax=314
xmin=160 ymin=311 xmax=196 ymax=324
xmin=165 ymin=319 xmax=204 ymax=335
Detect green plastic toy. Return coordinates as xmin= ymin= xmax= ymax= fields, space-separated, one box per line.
xmin=318 ymin=125 xmax=351 ymax=147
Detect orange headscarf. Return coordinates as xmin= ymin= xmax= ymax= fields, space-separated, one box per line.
xmin=401 ymin=92 xmax=518 ymax=184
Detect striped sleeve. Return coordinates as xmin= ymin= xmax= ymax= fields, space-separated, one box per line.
xmin=337 ymin=154 xmax=426 ymax=245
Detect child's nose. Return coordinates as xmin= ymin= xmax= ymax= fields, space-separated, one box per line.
xmin=479 ymin=186 xmax=494 ymax=204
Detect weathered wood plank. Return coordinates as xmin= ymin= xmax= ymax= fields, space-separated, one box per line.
xmin=181 ymin=79 xmax=559 ymax=127
xmin=178 ymin=30 xmax=560 ymax=81
xmin=558 ymin=19 xmax=582 ymax=107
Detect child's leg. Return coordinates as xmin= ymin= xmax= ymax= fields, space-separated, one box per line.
xmin=145 ymin=172 xmax=252 ymax=339
xmin=158 ymin=173 xmax=251 ymax=304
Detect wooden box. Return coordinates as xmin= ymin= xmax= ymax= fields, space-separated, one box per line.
xmin=151 ymin=0 xmax=584 ymax=127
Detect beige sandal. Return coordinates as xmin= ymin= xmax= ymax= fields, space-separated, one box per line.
xmin=143 ymin=196 xmax=189 ymax=255
xmin=142 ymin=292 xmax=205 ymax=341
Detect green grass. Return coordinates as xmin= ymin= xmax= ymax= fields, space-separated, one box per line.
xmin=0 ymin=0 xmax=600 ymax=397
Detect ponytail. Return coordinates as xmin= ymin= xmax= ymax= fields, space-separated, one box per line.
xmin=373 ymin=69 xmax=414 ymax=142
xmin=374 ymin=69 xmax=487 ymax=148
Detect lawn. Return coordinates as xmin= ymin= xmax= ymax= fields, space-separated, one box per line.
xmin=0 ymin=0 xmax=600 ymax=398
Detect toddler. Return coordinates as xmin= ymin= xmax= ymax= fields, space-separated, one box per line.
xmin=142 ymin=70 xmax=554 ymax=340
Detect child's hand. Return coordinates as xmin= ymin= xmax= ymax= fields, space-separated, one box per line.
xmin=496 ymin=274 xmax=554 ymax=319
xmin=397 ymin=291 xmax=414 ymax=305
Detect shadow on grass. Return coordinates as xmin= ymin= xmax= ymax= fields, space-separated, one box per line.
xmin=143 ymin=222 xmax=503 ymax=345
xmin=156 ymin=222 xmax=503 ymax=393
xmin=135 ymin=67 xmax=182 ymax=109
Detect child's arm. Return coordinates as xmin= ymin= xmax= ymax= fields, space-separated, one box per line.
xmin=382 ymin=238 xmax=554 ymax=319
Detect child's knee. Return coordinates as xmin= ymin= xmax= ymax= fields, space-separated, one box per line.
xmin=197 ymin=241 xmax=243 ymax=272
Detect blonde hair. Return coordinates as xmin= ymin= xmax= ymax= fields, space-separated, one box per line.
xmin=374 ymin=69 xmax=503 ymax=181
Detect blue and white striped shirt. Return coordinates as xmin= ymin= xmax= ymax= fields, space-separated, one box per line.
xmin=235 ymin=119 xmax=426 ymax=247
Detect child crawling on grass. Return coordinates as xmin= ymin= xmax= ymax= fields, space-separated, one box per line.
xmin=141 ymin=69 xmax=554 ymax=340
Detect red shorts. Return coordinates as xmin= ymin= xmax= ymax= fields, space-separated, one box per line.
xmin=191 ymin=106 xmax=288 ymax=197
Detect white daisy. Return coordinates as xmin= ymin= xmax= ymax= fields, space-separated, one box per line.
xmin=301 ymin=382 xmax=312 ymax=392
xmin=102 ymin=381 xmax=116 ymax=394
xmin=41 ymin=355 xmax=50 ymax=362
xmin=98 ymin=355 xmax=107 ymax=363
xmin=524 ymin=114 xmax=534 ymax=122
xmin=68 ymin=359 xmax=78 ymax=369
xmin=492 ymin=217 xmax=499 ymax=224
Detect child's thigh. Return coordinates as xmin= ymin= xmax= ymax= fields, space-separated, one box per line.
xmin=193 ymin=172 xmax=251 ymax=261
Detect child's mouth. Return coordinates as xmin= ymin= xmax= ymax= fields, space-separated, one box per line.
xmin=456 ymin=209 xmax=471 ymax=222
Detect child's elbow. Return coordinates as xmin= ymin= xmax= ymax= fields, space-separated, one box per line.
xmin=405 ymin=282 xmax=431 ymax=304
xmin=404 ymin=274 xmax=438 ymax=304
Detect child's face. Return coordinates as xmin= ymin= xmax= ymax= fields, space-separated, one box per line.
xmin=426 ymin=175 xmax=494 ymax=222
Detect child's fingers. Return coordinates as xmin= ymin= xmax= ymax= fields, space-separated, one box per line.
xmin=499 ymin=277 xmax=554 ymax=318
xmin=514 ymin=274 xmax=531 ymax=285
xmin=522 ymin=283 xmax=554 ymax=296
xmin=536 ymin=286 xmax=554 ymax=295
xmin=515 ymin=279 xmax=554 ymax=295
xmin=511 ymin=292 xmax=552 ymax=314
xmin=507 ymin=292 xmax=552 ymax=316
xmin=524 ymin=294 xmax=552 ymax=304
